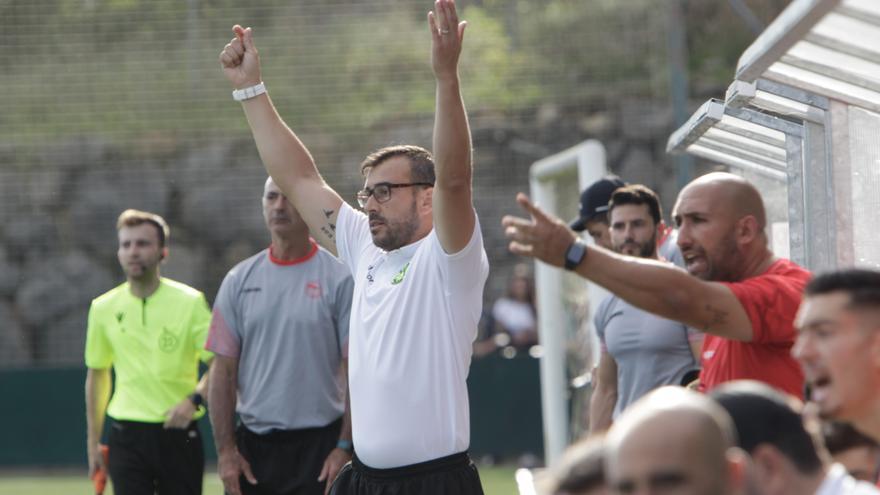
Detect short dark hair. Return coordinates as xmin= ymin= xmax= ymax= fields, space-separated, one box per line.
xmin=804 ymin=269 xmax=880 ymax=311
xmin=116 ymin=209 xmax=170 ymax=247
xmin=360 ymin=145 xmax=436 ymax=185
xmin=710 ymin=381 xmax=823 ymax=475
xmin=608 ymin=184 xmax=662 ymax=225
xmin=540 ymin=436 xmax=605 ymax=494
xmin=822 ymin=421 xmax=879 ymax=455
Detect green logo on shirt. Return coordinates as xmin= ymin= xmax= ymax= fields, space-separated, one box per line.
xmin=391 ymin=262 xmax=410 ymax=285
xmin=158 ymin=327 xmax=179 ymax=353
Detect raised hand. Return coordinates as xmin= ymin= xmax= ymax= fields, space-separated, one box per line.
xmin=428 ymin=0 xmax=467 ymax=82
xmin=501 ymin=193 xmax=578 ymax=268
xmin=220 ymin=25 xmax=262 ymax=89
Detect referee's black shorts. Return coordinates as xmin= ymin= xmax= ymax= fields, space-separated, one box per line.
xmin=107 ymin=418 xmax=204 ymax=495
xmin=329 ymin=451 xmax=484 ymax=495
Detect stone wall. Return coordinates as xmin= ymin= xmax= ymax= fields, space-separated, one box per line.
xmin=0 ymin=99 xmax=714 ymax=367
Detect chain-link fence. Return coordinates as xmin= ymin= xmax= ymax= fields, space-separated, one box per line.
xmin=0 ymin=0 xmax=782 ymax=367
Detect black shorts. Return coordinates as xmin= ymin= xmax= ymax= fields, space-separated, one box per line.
xmin=329 ymin=452 xmax=484 ymax=495
xmin=235 ymin=418 xmax=342 ymax=495
xmin=107 ymin=418 xmax=204 ymax=495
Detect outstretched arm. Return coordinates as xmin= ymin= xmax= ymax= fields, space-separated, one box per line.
xmin=429 ymin=0 xmax=475 ymax=254
xmin=220 ymin=25 xmax=344 ymax=254
xmin=501 ymin=193 xmax=753 ymax=341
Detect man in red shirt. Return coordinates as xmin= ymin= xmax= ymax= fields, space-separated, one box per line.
xmin=502 ymin=172 xmax=810 ymax=397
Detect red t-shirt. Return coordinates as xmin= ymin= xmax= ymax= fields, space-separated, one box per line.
xmin=698 ymin=258 xmax=811 ymax=398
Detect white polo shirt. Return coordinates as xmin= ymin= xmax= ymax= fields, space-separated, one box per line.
xmin=336 ymin=203 xmax=489 ymax=468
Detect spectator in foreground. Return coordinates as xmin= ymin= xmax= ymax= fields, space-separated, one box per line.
xmin=822 ymin=421 xmax=880 ymax=484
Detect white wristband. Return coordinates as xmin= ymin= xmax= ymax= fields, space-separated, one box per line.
xmin=232 ymin=82 xmax=266 ymax=102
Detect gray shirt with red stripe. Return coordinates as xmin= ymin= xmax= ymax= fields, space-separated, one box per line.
xmin=206 ymin=242 xmax=354 ymax=433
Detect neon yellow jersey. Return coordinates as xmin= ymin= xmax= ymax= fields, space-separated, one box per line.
xmin=85 ymin=278 xmax=214 ymax=423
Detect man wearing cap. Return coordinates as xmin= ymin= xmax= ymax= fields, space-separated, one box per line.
xmin=571 ymin=175 xmax=682 ymax=266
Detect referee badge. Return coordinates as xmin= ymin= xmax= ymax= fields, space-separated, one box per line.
xmin=158 ymin=327 xmax=180 ymax=352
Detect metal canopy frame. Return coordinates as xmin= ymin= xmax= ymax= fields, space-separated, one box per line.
xmin=724 ymin=78 xmax=838 ymax=270
xmin=667 ymin=97 xmax=811 ymax=265
xmin=736 ymin=0 xmax=880 ymax=112
xmin=667 ymin=0 xmax=880 ymax=271
xmin=666 ymin=98 xmax=796 ymax=181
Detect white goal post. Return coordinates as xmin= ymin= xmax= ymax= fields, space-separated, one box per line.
xmin=528 ymin=140 xmax=608 ymax=465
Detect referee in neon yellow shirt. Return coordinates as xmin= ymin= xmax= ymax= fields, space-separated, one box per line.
xmin=85 ymin=209 xmax=214 ymax=495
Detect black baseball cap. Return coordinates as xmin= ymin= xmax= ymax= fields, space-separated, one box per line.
xmin=569 ymin=175 xmax=627 ymax=232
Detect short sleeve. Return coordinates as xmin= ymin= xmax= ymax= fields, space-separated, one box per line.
xmin=686 ymin=326 xmax=704 ymax=343
xmin=189 ymin=293 xmax=214 ymax=363
xmin=432 ymin=213 xmax=489 ymax=293
xmin=722 ymin=274 xmax=805 ymax=344
xmin=205 ymin=270 xmax=242 ymax=358
xmin=336 ymin=203 xmax=372 ymax=276
xmin=594 ymin=297 xmax=611 ymax=349
xmin=334 ymin=271 xmax=354 ymax=358
xmin=84 ymin=302 xmax=113 ymax=369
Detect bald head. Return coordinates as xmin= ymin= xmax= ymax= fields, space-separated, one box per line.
xmin=678 ymin=172 xmax=766 ymax=230
xmin=605 ymin=387 xmax=742 ymax=495
xmin=673 ymin=172 xmax=772 ymax=281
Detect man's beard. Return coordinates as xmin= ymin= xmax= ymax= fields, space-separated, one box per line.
xmin=614 ymin=233 xmax=656 ymax=259
xmin=371 ymin=199 xmax=420 ymax=251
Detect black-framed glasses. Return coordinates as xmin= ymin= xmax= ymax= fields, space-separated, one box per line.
xmin=356 ymin=182 xmax=434 ymax=208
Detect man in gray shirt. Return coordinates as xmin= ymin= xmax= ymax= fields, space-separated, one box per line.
xmin=589 ymin=185 xmax=701 ymax=433
xmin=207 ymin=177 xmax=354 ymax=495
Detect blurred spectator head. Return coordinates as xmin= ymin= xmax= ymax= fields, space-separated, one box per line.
xmin=538 ymin=435 xmax=607 ymax=495
xmin=822 ymin=421 xmax=880 ymax=483
xmin=605 ymin=386 xmax=746 ymax=495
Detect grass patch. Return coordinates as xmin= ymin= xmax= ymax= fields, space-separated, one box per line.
xmin=0 ymin=465 xmax=519 ymax=495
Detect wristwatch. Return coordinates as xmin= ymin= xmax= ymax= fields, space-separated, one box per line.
xmin=188 ymin=392 xmax=204 ymax=408
xmin=564 ymin=239 xmax=587 ymax=271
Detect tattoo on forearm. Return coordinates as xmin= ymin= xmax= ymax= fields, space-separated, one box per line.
xmin=323 ymin=209 xmax=334 ymax=219
xmin=703 ymin=304 xmax=728 ymax=332
xmin=321 ymin=223 xmax=336 ymax=241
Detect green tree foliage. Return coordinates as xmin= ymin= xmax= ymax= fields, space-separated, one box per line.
xmin=1 ymin=0 xmax=785 ymax=144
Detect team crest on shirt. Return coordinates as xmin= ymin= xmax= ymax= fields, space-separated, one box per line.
xmin=391 ymin=262 xmax=410 ymax=285
xmin=305 ymin=281 xmax=322 ymax=299
xmin=158 ymin=327 xmax=179 ymax=352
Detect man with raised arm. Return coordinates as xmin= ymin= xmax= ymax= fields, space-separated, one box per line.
xmin=219 ymin=1 xmax=489 ymax=494
xmin=502 ymin=172 xmax=810 ymax=398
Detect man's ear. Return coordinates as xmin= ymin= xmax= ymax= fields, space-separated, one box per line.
xmin=420 ymin=187 xmax=434 ymax=213
xmin=656 ymin=220 xmax=667 ymax=240
xmin=160 ymin=247 xmax=169 ymax=261
xmin=749 ymin=444 xmax=789 ymax=493
xmin=726 ymin=446 xmax=750 ymax=490
xmin=736 ymin=215 xmax=761 ymax=245
xmin=868 ymin=320 xmax=880 ymax=367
